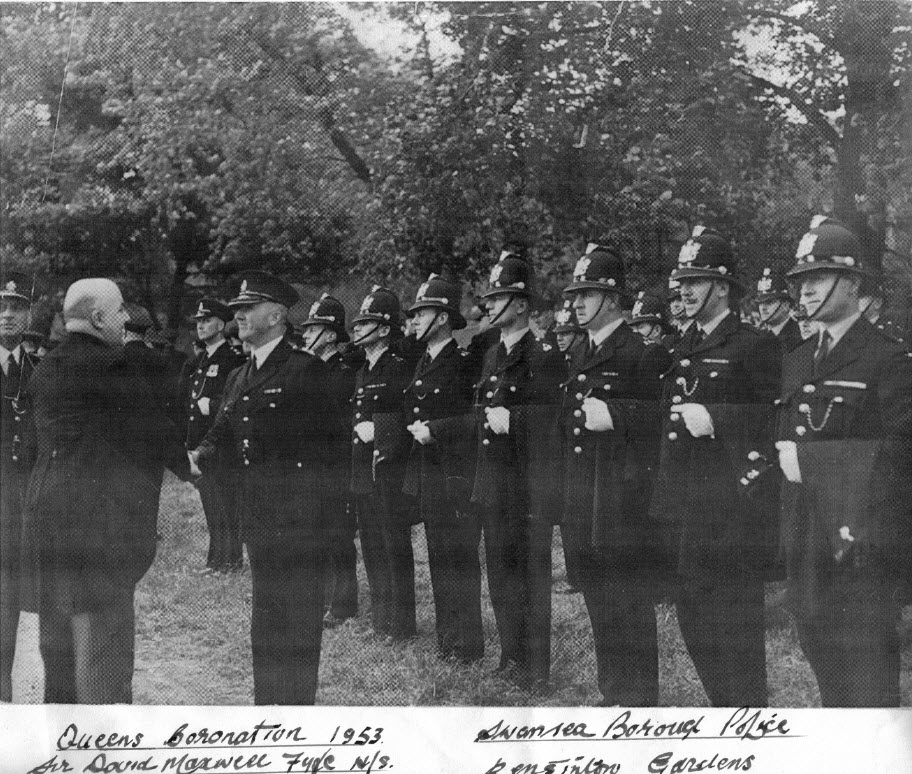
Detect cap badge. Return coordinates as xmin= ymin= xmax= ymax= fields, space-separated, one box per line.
xmin=198 ymin=302 xmax=206 ymax=314
xmin=5 ymin=281 xmax=17 ymax=293
xmin=796 ymin=233 xmax=817 ymax=259
xmin=678 ymin=240 xmax=701 ymax=265
xmin=309 ymin=300 xmax=321 ymax=317
xmin=489 ymin=263 xmax=504 ymax=285
xmin=573 ymin=256 xmax=591 ymax=279
xmin=757 ymin=276 xmax=772 ymax=293
xmin=360 ymin=296 xmax=373 ymax=313
xmin=240 ymin=280 xmax=248 ymax=293
xmin=555 ymin=309 xmax=571 ymax=325
xmin=417 ymin=281 xmax=430 ymax=299
xmin=632 ymin=301 xmax=643 ymax=317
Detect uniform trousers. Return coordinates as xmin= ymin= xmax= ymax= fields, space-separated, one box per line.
xmin=323 ymin=496 xmax=358 ymax=620
xmin=792 ymin=569 xmax=900 ymax=707
xmin=39 ymin=585 xmax=135 ymax=704
xmin=482 ymin=508 xmax=552 ymax=680
xmin=247 ymin=539 xmax=326 ymax=705
xmin=424 ymin=509 xmax=484 ymax=662
xmin=676 ymin=574 xmax=767 ymax=707
xmin=576 ymin=549 xmax=659 ymax=706
xmin=198 ymin=459 xmax=242 ymax=571
xmin=0 ymin=461 xmax=26 ymax=702
xmin=355 ymin=492 xmax=416 ymax=639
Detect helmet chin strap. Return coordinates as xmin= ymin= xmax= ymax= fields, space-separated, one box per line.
xmin=758 ymin=299 xmax=783 ymax=326
xmin=415 ymin=309 xmax=441 ymax=343
xmin=806 ymin=274 xmax=842 ymax=322
xmin=486 ymin=293 xmax=516 ymax=327
xmin=685 ymin=280 xmax=716 ymax=323
xmin=304 ymin=327 xmax=326 ymax=354
xmin=351 ymin=321 xmax=382 ymax=346
xmin=579 ymin=291 xmax=608 ymax=329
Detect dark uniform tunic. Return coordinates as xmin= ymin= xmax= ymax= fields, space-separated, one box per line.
xmin=0 ymin=346 xmax=38 ymax=701
xmin=22 ymin=332 xmax=188 ymax=703
xmin=777 ymin=317 xmax=912 ymax=706
xmin=770 ymin=317 xmax=803 ymax=354
xmin=403 ymin=339 xmax=484 ymax=662
xmin=322 ymin=351 xmax=358 ymax=620
xmin=472 ymin=331 xmax=565 ymax=683
xmin=650 ymin=313 xmax=781 ymax=707
xmin=560 ymin=323 xmax=669 ymax=705
xmin=178 ymin=340 xmax=246 ymax=571
xmin=350 ymin=347 xmax=416 ymax=639
xmin=197 ymin=335 xmax=343 ymax=705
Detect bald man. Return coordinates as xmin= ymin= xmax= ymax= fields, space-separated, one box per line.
xmin=22 ymin=278 xmax=189 ymax=703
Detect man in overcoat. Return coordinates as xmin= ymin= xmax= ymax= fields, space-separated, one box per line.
xmin=472 ymin=254 xmax=565 ymax=687
xmin=23 ymin=278 xmax=189 ymax=703
xmin=650 ymin=227 xmax=781 ymax=707
xmin=776 ymin=217 xmax=912 ymax=706
xmin=404 ymin=275 xmax=484 ymax=663
xmin=561 ymin=246 xmax=670 ymax=706
xmin=191 ymin=271 xmax=343 ymax=704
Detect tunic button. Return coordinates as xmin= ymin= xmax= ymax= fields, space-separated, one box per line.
xmin=603 ymin=385 xmax=610 ymax=391
xmin=578 ymin=374 xmax=586 ymax=382
xmin=709 ymin=371 xmax=718 ymax=378
xmin=269 ymin=402 xmax=276 ymax=408
xmin=670 ymin=413 xmax=679 ymax=421
xmin=574 ymin=410 xmax=582 ymax=418
xmin=573 ymin=428 xmax=581 ymax=436
xmin=244 ymin=459 xmax=250 ymax=466
xmin=798 ymin=403 xmax=809 ymax=413
xmin=803 ymin=384 xmax=815 ymax=393
xmin=297 ymin=462 xmax=303 ymax=468
xmin=413 ymin=407 xmax=420 ymax=414
xmin=483 ymin=423 xmax=490 ymax=430
xmin=190 ymin=416 xmax=195 ymax=421
xmin=680 ymin=359 xmax=691 ymax=368
xmin=490 ymin=376 xmax=498 ymax=382
xmin=575 ymin=393 xmax=583 ymax=400
xmin=354 ymin=438 xmax=360 ymax=445
xmin=795 ymin=426 xmax=806 ymax=436
xmin=416 ymin=380 xmax=423 ymax=387
xmin=668 ymin=432 xmax=678 ymax=441
xmin=672 ymin=395 xmax=682 ymax=404
xmin=14 ymin=416 xmax=20 ymax=422
xmin=357 ymin=400 xmax=362 ymax=406
xmin=676 ymin=377 xmax=686 ymax=386
xmin=486 ymin=391 xmax=494 ymax=399
xmin=574 ymin=446 xmax=582 ymax=454
xmin=510 ymin=386 xmax=516 ymax=392
xmin=374 ymin=449 xmax=380 ymax=456
xmin=482 ymin=439 xmax=490 ymax=446
xmin=355 ymin=413 xmax=361 ymax=419
xmin=434 ymin=388 xmax=440 ymax=394
xmin=374 ymin=396 xmax=378 ymax=401
xmin=243 ymin=416 xmax=249 ymax=422
xmin=243 ymin=396 xmax=249 ymax=401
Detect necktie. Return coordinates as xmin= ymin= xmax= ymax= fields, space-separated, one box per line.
xmin=4 ymin=352 xmax=21 ymax=396
xmin=586 ymin=338 xmax=597 ymax=362
xmin=692 ymin=326 xmax=706 ymax=347
xmin=495 ymin=342 xmax=508 ymax=367
xmin=813 ymin=330 xmax=831 ymax=375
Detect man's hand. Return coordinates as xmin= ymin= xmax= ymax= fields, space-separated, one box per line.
xmin=196 ymin=397 xmax=211 ymax=416
xmin=671 ymin=403 xmax=714 ymax=438
xmin=187 ymin=449 xmax=202 ymax=478
xmin=408 ymin=420 xmax=433 ymax=445
xmin=354 ymin=421 xmax=375 ymax=444
xmin=485 ymin=406 xmax=510 ymax=435
xmin=775 ymin=440 xmax=802 ymax=483
xmin=582 ymin=397 xmax=613 ymax=432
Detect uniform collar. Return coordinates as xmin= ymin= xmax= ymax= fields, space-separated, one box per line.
xmin=696 ymin=308 xmax=730 ymax=338
xmin=588 ymin=317 xmax=625 ymax=348
xmin=0 ymin=343 xmax=21 ymax=373
xmin=821 ymin=311 xmax=861 ymax=350
xmin=251 ymin=335 xmax=283 ymax=369
xmin=205 ymin=338 xmax=225 ymax=358
xmin=427 ymin=335 xmax=454 ymax=361
xmin=500 ymin=326 xmax=530 ymax=354
xmin=769 ymin=317 xmax=790 ymax=336
xmin=366 ymin=343 xmax=389 ymax=370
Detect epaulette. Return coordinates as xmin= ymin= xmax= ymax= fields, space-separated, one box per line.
xmin=873 ymin=321 xmax=905 ymax=346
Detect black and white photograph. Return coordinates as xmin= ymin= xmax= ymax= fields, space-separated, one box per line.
xmin=1 ymin=0 xmax=911 ymax=733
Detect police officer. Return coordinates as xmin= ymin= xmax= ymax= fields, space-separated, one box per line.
xmin=191 ymin=271 xmax=343 ymax=705
xmin=629 ymin=292 xmax=669 ymax=345
xmin=349 ymin=287 xmax=417 ymax=641
xmin=472 ymin=255 xmax=565 ymax=687
xmin=554 ymin=299 xmax=585 ymax=357
xmin=404 ymin=274 xmax=484 ymax=663
xmin=0 ymin=274 xmax=39 ymax=702
xmin=299 ymin=294 xmax=358 ymax=626
xmin=776 ymin=217 xmax=912 ymax=706
xmin=650 ymin=227 xmax=781 ymax=707
xmin=179 ymin=298 xmax=245 ymax=574
xmin=755 ymin=268 xmax=803 ymax=353
xmin=560 ymin=245 xmax=670 ymax=706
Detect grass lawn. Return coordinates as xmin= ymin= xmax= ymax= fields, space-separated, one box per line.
xmin=12 ymin=472 xmax=912 ymax=705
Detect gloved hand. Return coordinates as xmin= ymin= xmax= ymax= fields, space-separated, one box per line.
xmin=582 ymin=397 xmax=613 ymax=432
xmin=197 ymin=397 xmax=211 ymax=416
xmin=671 ymin=403 xmax=714 ymax=438
xmin=775 ymin=440 xmax=802 ymax=483
xmin=485 ymin=406 xmax=510 ymax=435
xmin=354 ymin=421 xmax=375 ymax=443
xmin=408 ymin=420 xmax=433 ymax=445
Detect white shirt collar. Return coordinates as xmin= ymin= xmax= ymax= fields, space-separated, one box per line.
xmin=697 ymin=308 xmax=731 ymax=338
xmin=251 ymin=336 xmax=283 ymax=369
xmin=366 ymin=343 xmax=389 ymax=370
xmin=0 ymin=344 xmax=21 ymax=373
xmin=769 ymin=317 xmax=790 ymax=337
xmin=822 ymin=311 xmax=861 ymax=350
xmin=205 ymin=339 xmax=225 ymax=358
xmin=588 ymin=317 xmax=625 ymax=348
xmin=500 ymin=326 xmax=530 ymax=354
xmin=427 ymin=336 xmax=454 ymax=361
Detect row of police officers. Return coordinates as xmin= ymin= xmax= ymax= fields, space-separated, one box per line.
xmin=1 ymin=213 xmax=909 ymax=707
